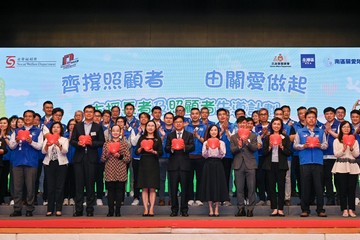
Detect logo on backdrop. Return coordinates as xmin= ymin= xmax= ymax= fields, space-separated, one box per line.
xmin=61 ymin=53 xmax=79 ymax=69
xmin=300 ymin=54 xmax=316 ymax=68
xmin=5 ymin=56 xmax=56 ymax=68
xmin=270 ymin=53 xmax=291 ymax=67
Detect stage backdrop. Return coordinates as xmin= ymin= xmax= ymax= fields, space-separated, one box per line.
xmin=1 ymin=48 xmax=359 ymax=123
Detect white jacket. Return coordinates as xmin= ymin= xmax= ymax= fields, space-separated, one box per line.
xmin=42 ymin=136 xmax=69 ymax=166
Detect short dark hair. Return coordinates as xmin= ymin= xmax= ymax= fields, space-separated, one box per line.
xmin=23 ymin=110 xmax=35 ymax=118
xmin=43 ymin=100 xmax=53 ymax=107
xmin=323 ymin=107 xmax=336 ymax=114
xmin=174 ymin=115 xmax=184 ymax=122
xmin=235 ymin=108 xmax=246 ymax=116
xmin=236 ymin=116 xmax=247 ymax=123
xmin=281 ymin=105 xmax=291 ymax=111
xmin=151 ymin=106 xmax=162 ymax=113
xmin=164 ymin=112 xmax=174 ymax=118
xmin=336 ymin=106 xmax=346 ymax=113
xmin=138 ymin=112 xmax=150 ymax=120
xmin=273 ymin=108 xmax=283 ymax=114
xmin=110 ymin=105 xmax=120 ymax=111
xmin=124 ymin=102 xmax=135 ymax=110
xmin=52 ymin=107 xmax=64 ymax=116
xmin=83 ymin=105 xmax=95 ymax=112
xmin=350 ymin=109 xmax=360 ymax=116
xmin=305 ymin=110 xmax=317 ymax=118
xmin=297 ymin=106 xmax=307 ymax=112
xmin=102 ymin=109 xmax=111 ymax=116
xmin=216 ymin=108 xmax=227 ymax=116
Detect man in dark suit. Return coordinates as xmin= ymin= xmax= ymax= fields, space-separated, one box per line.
xmin=165 ymin=115 xmax=195 ymax=217
xmin=70 ymin=105 xmax=105 ymax=217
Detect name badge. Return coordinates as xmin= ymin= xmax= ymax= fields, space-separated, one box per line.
xmin=90 ymin=132 xmax=97 ymax=136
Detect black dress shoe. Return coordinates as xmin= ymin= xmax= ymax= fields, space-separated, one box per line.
xmin=247 ymin=209 xmax=254 ymax=217
xmin=181 ymin=212 xmax=189 ymax=217
xmin=170 ymin=212 xmax=178 ymax=217
xmin=87 ymin=212 xmax=94 ymax=217
xmin=235 ymin=208 xmax=246 ymax=217
xmin=25 ymin=211 xmax=33 ymax=217
xmin=73 ymin=212 xmax=83 ymax=217
xmin=148 ymin=214 xmax=154 ymax=217
xmin=10 ymin=211 xmax=22 ymax=217
xmin=107 ymin=213 xmax=114 ymax=217
xmin=115 ymin=212 xmax=121 ymax=217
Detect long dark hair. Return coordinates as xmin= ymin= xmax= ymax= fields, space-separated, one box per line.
xmin=143 ymin=120 xmax=160 ymax=139
xmin=204 ymin=124 xmax=220 ymax=141
xmin=338 ymin=120 xmax=353 ymax=143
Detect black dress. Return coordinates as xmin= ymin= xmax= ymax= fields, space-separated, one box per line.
xmin=136 ymin=136 xmax=163 ymax=189
xmin=199 ymin=141 xmax=228 ymax=202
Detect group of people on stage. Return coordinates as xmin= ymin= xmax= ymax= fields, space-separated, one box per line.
xmin=0 ymin=99 xmax=360 ymax=218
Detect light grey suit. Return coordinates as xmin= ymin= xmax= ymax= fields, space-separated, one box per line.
xmin=230 ymin=132 xmax=258 ymax=210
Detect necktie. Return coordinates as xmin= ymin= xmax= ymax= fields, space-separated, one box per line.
xmin=177 ymin=132 xmax=181 ymax=139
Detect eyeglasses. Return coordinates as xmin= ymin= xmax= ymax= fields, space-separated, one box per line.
xmin=176 ymin=109 xmax=184 ymax=112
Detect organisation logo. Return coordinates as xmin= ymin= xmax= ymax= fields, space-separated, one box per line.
xmin=61 ymin=53 xmax=79 ymax=69
xmin=5 ymin=56 xmax=56 ymax=68
xmin=300 ymin=54 xmax=316 ymax=68
xmin=270 ymin=54 xmax=291 ymax=67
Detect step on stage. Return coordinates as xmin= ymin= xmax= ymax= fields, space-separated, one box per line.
xmin=0 ymin=198 xmax=359 ymax=240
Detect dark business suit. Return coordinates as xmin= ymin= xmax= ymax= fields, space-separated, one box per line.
xmin=165 ymin=130 xmax=195 ymax=215
xmin=70 ymin=122 xmax=105 ymax=215
xmin=262 ymin=134 xmax=292 ymax=210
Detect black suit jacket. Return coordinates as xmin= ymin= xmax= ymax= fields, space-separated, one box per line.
xmin=262 ymin=134 xmax=292 ymax=171
xmin=165 ymin=130 xmax=195 ymax=171
xmin=70 ymin=121 xmax=105 ymax=164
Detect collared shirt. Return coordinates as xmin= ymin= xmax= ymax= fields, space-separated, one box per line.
xmin=84 ymin=121 xmax=93 ymax=135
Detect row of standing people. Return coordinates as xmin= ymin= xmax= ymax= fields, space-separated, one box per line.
xmin=0 ymin=101 xmax=360 ymax=217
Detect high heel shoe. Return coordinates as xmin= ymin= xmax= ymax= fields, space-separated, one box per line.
xmin=270 ymin=210 xmax=278 ymax=217
xmin=342 ymin=210 xmax=349 ymax=217
xmin=55 ymin=211 xmax=62 ymax=217
xmin=46 ymin=212 xmax=53 ymax=217
xmin=349 ymin=210 xmax=357 ymax=218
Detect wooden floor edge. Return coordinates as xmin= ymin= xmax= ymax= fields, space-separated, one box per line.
xmin=0 ymin=227 xmax=359 ymax=234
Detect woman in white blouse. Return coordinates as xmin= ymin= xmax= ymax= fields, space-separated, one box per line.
xmin=332 ymin=120 xmax=360 ymax=218
xmin=42 ymin=122 xmax=69 ymax=217
xmin=199 ymin=124 xmax=228 ymax=217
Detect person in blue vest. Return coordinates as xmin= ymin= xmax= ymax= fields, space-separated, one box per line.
xmin=175 ymin=105 xmax=191 ymax=125
xmin=350 ymin=109 xmax=360 ymax=205
xmin=216 ymin=108 xmax=235 ymax=206
xmin=40 ymin=100 xmax=53 ymax=126
xmin=9 ymin=110 xmax=43 ymax=217
xmin=291 ymin=106 xmax=307 ymax=199
xmin=124 ymin=103 xmax=139 ymax=130
xmin=151 ymin=106 xmax=165 ymax=129
xmin=110 ymin=106 xmax=121 ymax=128
xmin=157 ymin=112 xmax=174 ymax=206
xmin=185 ymin=107 xmax=206 ymax=206
xmin=322 ymin=106 xmax=340 ymax=205
xmin=254 ymin=107 xmax=271 ymax=206
xmin=200 ymin=107 xmax=215 ymax=127
xmin=335 ymin=106 xmax=347 ymax=123
xmin=294 ymin=110 xmax=328 ymax=217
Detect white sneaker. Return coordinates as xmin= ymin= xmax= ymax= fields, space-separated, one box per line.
xmin=223 ymin=201 xmax=232 ymax=206
xmin=10 ymin=200 xmax=14 ymax=206
xmin=188 ymin=200 xmax=194 ymax=206
xmin=43 ymin=200 xmax=48 ymax=206
xmin=195 ymin=200 xmax=203 ymax=206
xmin=355 ymin=198 xmax=360 ymax=206
xmin=63 ymin=198 xmax=69 ymax=206
xmin=96 ymin=199 xmax=103 ymax=206
xmin=131 ymin=198 xmax=139 ymax=206
xmin=69 ymin=198 xmax=75 ymax=206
